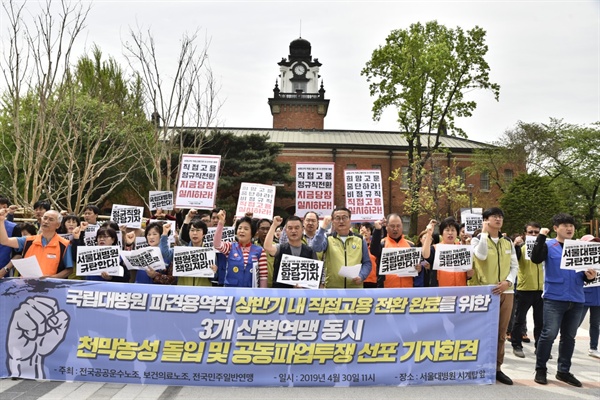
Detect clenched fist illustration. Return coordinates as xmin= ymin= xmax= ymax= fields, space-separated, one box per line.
xmin=7 ymin=296 xmax=70 ymax=379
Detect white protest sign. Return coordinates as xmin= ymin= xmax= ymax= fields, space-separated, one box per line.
xmin=12 ymin=256 xmax=43 ymax=278
xmin=111 ymin=204 xmax=144 ymax=229
xmin=204 ymin=226 xmax=235 ymax=248
xmin=379 ymin=247 xmax=421 ymax=276
xmin=135 ymin=237 xmax=149 ymax=249
xmin=524 ymin=236 xmax=536 ymax=261
xmin=235 ymin=182 xmax=276 ymax=220
xmin=175 ymin=154 xmax=221 ymax=209
xmin=296 ymin=163 xmax=335 ymax=218
xmin=120 ymin=247 xmax=165 ymax=271
xmin=584 ymin=270 xmax=600 ymax=288
xmin=560 ymin=239 xmax=600 ymax=271
xmin=172 ymin=246 xmax=216 ymax=277
xmin=59 ymin=233 xmax=73 ymax=241
xmin=76 ymin=246 xmax=121 ymax=276
xmin=461 ymin=212 xmax=483 ymax=235
xmin=83 ymin=224 xmax=100 ymax=246
xmin=149 ymin=191 xmax=174 ymax=211
xmin=433 ymin=244 xmax=473 ymax=272
xmin=344 ymin=169 xmax=385 ymax=222
xmin=277 ymin=254 xmax=323 ymax=289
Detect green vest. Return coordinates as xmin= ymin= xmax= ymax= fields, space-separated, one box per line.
xmin=472 ymin=236 xmax=512 ymax=285
xmin=324 ymin=234 xmax=364 ymax=289
xmin=516 ymin=254 xmax=544 ymax=291
xmin=177 ymin=276 xmax=212 ymax=287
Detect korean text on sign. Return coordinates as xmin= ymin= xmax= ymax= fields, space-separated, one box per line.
xmin=344 ymin=169 xmax=385 ymax=221
xmin=175 ymin=154 xmax=221 ymax=209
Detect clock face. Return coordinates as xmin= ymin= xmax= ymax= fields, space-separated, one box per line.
xmin=293 ymin=64 xmax=306 ymax=75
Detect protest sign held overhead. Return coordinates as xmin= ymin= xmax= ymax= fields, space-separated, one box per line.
xmin=235 ymin=183 xmax=276 ymax=220
xmin=344 ymin=169 xmax=384 ymax=222
xmin=175 ymin=154 xmax=221 ymax=209
xmin=204 ymin=226 xmax=235 ymax=248
xmin=296 ymin=163 xmax=335 ymax=218
xmin=149 ymin=191 xmax=174 ymax=211
xmin=111 ymin=205 xmax=144 ymax=229
xmin=461 ymin=211 xmax=483 ymax=236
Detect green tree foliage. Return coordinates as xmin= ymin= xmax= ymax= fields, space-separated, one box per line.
xmin=0 ymin=0 xmax=90 ymax=209
xmin=499 ymin=173 xmax=563 ymax=235
xmin=474 ymin=119 xmax=599 ymax=222
xmin=179 ymin=130 xmax=293 ymax=216
xmin=362 ymin=21 xmax=500 ymax=235
xmin=50 ymin=47 xmax=153 ymax=213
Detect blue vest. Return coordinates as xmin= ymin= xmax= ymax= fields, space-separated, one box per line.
xmin=225 ymin=242 xmax=263 ymax=287
xmin=544 ymin=239 xmax=586 ymax=303
xmin=0 ymin=221 xmax=16 ymax=268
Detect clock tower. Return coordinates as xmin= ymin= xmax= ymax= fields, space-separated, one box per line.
xmin=268 ymin=37 xmax=330 ymax=130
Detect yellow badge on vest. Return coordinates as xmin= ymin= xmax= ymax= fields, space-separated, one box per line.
xmin=233 ymin=267 xmax=239 ymax=273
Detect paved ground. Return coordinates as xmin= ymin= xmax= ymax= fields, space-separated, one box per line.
xmin=1 ymin=312 xmax=599 ymax=399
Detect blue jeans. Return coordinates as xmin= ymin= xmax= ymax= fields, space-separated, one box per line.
xmin=580 ymin=305 xmax=600 ymax=350
xmin=535 ymin=299 xmax=583 ymax=372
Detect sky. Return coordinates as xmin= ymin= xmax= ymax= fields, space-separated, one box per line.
xmin=4 ymin=0 xmax=599 ymax=144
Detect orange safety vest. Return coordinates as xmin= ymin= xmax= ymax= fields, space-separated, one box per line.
xmin=382 ymin=236 xmax=414 ymax=288
xmin=23 ymin=234 xmax=70 ymax=276
xmin=364 ymin=242 xmax=378 ymax=284
xmin=433 ymin=243 xmax=468 ymax=287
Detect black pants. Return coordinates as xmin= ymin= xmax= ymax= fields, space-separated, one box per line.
xmin=511 ymin=290 xmax=544 ymax=349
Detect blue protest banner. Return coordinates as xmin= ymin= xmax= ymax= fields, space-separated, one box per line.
xmin=0 ymin=278 xmax=498 ymax=386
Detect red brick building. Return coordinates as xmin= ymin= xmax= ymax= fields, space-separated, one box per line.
xmin=219 ymin=37 xmax=520 ymax=234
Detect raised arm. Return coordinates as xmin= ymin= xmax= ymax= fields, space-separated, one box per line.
xmin=263 ymin=216 xmax=282 ymax=257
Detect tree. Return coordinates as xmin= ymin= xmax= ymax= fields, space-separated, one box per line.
xmin=499 ymin=173 xmax=563 ymax=235
xmin=473 ymin=119 xmax=600 ymax=222
xmin=124 ymin=27 xmax=222 ymax=197
xmin=391 ymin=156 xmax=471 ymax=223
xmin=362 ymin=21 xmax=500 ymax=235
xmin=49 ymin=47 xmax=153 ymax=213
xmin=0 ymin=0 xmax=90 ymax=209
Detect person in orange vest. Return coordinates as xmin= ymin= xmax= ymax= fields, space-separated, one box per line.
xmin=0 ymin=208 xmax=72 ymax=278
xmin=421 ymin=217 xmax=474 ymax=287
xmin=370 ymin=213 xmax=424 ymax=288
xmin=359 ymin=222 xmax=378 ymax=288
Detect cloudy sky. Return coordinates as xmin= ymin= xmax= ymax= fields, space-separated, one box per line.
xmin=8 ymin=0 xmax=600 ymax=144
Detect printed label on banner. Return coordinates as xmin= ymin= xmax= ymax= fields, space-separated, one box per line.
xmin=0 ymin=279 xmax=499 ymax=388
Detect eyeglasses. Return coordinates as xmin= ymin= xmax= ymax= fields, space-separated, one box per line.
xmin=333 ymin=215 xmax=350 ymax=222
xmin=527 ymin=230 xmax=540 ymax=234
xmin=489 ymin=215 xmax=504 ymax=219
